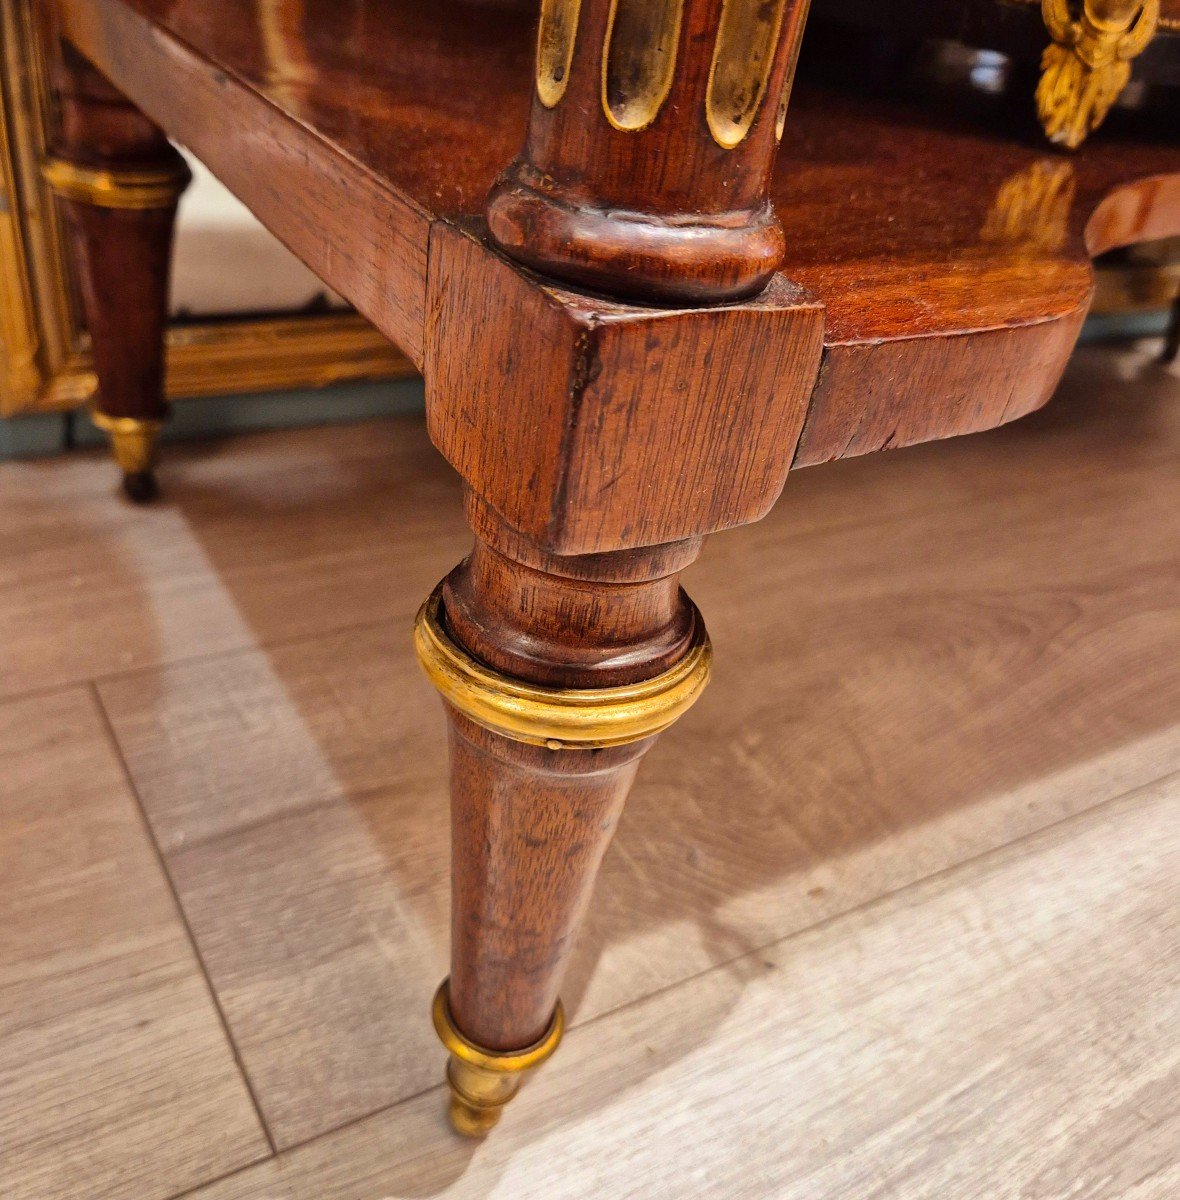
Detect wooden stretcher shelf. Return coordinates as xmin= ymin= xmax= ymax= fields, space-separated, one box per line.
xmin=57 ymin=0 xmax=1178 ymax=465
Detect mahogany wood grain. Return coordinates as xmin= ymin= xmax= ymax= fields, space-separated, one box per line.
xmin=54 ymin=0 xmax=1180 ymax=486
xmin=438 ymin=499 xmax=705 ymax=1050
xmin=426 ymin=222 xmax=824 ymax=554
xmin=49 ymin=44 xmax=185 ymax=499
xmin=446 ymin=714 xmax=652 ymax=1051
xmin=446 ymin=491 xmax=702 ymax=687
xmin=55 ymin=199 xmax=175 ymax=422
xmin=779 ymin=87 xmax=1180 ymax=464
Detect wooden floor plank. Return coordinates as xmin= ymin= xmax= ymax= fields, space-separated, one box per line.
xmin=160 ymin=758 xmax=450 ymax=1146
xmin=0 ymin=688 xmax=269 ymax=1200
xmin=184 ymin=770 xmax=1180 ymax=1199
xmin=93 ymin=344 xmax=1180 ymax=1148
xmin=0 ymin=413 xmax=466 ymax=702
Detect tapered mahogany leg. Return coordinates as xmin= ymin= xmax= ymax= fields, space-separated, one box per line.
xmin=415 ymin=498 xmax=711 ymax=1134
xmin=418 ymin=0 xmax=816 ymax=1136
xmin=45 ymin=44 xmax=189 ymax=502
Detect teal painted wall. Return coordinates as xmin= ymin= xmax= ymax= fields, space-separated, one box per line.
xmin=0 ymin=376 xmax=425 ymax=461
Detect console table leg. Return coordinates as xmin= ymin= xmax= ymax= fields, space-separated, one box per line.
xmin=418 ymin=0 xmax=812 ymax=1137
xmin=413 ymin=502 xmax=711 ymax=1134
xmin=44 ymin=46 xmax=189 ymax=502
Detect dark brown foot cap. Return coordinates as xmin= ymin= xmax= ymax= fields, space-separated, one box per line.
xmin=121 ymin=470 xmax=159 ymax=504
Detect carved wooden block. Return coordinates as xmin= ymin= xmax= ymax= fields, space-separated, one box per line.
xmin=425 ymin=221 xmax=824 ymax=555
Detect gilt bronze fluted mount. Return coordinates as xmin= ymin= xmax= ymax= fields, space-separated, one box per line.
xmin=488 ymin=0 xmax=813 ymax=303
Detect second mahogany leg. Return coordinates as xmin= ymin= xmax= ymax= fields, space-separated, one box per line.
xmin=415 ymin=498 xmax=711 ymax=1134
xmin=45 ymin=45 xmax=189 ymax=502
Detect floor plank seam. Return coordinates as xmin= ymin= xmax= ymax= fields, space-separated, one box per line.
xmin=576 ymin=761 xmax=1180 ymax=1045
xmin=156 ymin=777 xmax=430 ymax=862
xmin=0 ymin=676 xmax=113 ymax=712
xmin=159 ymin=761 xmax=1180 ymax=1197
xmin=87 ymin=610 xmax=407 ymax=696
xmin=164 ymin=1081 xmax=450 ymax=1200
xmin=87 ymin=680 xmax=281 ymax=1161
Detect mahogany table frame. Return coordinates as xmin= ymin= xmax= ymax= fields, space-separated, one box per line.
xmin=39 ymin=0 xmax=1180 ymax=1136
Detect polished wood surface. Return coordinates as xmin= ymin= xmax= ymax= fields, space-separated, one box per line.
xmin=426 ymin=226 xmax=824 ymax=552
xmin=444 ymin=497 xmax=702 ymax=687
xmin=36 ymin=0 xmax=1180 ymax=1143
xmin=4 ymin=342 xmax=1180 ymax=1189
xmin=47 ymin=44 xmax=186 ymax=499
xmin=486 ymin=0 xmax=812 ymax=301
xmin=54 ymin=0 xmax=1180 ymax=475
xmin=438 ymin=504 xmax=705 ymax=1051
xmin=446 ymin=715 xmax=650 ymax=1052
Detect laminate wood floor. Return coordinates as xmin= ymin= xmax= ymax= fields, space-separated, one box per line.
xmin=1 ymin=340 xmax=1177 ymax=1197
xmin=0 ymin=689 xmax=269 ymax=1199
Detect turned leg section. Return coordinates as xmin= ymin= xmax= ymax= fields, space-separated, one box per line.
xmin=414 ymin=498 xmax=711 ymax=1134
xmin=418 ymin=0 xmax=819 ymax=1143
xmin=45 ymin=45 xmax=189 ymax=501
xmin=431 ymin=721 xmax=640 ymax=1135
